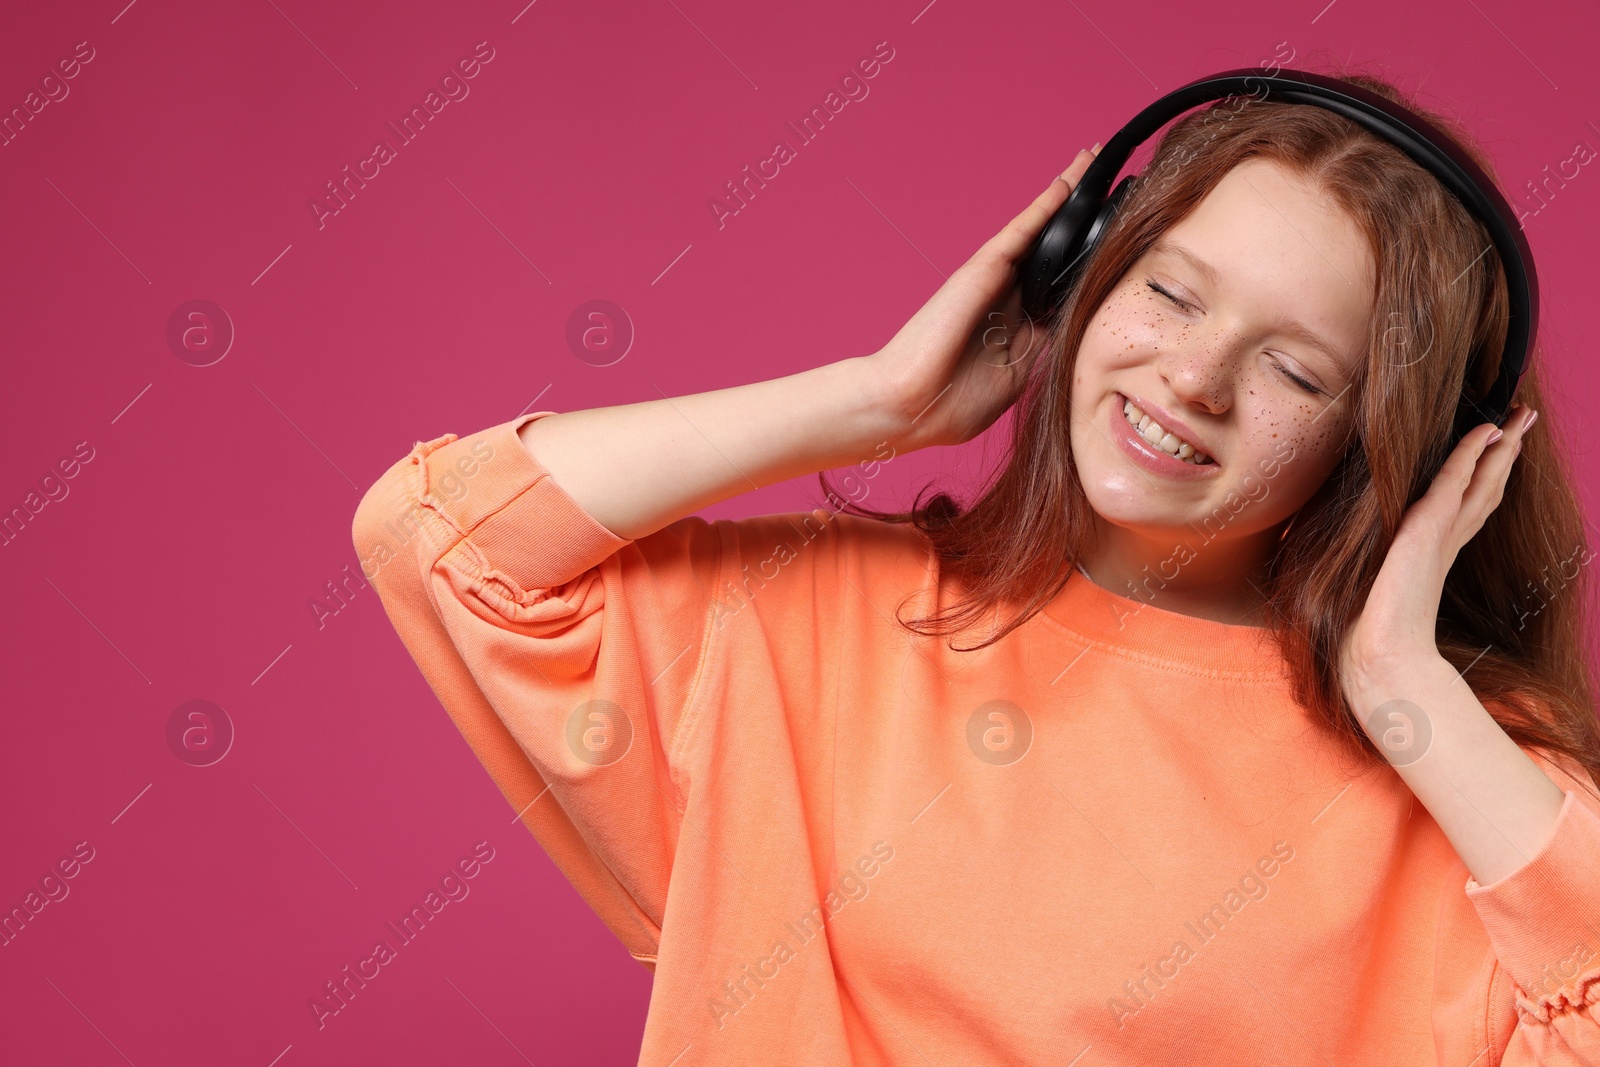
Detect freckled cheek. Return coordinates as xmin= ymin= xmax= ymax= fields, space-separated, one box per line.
xmin=1090 ymin=291 xmax=1179 ymax=360
xmin=1246 ymin=406 xmax=1352 ymax=484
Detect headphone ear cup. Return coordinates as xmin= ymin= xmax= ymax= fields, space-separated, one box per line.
xmin=1063 ymin=174 xmax=1137 ymax=303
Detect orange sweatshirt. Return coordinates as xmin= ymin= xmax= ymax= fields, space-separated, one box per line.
xmin=352 ymin=410 xmax=1600 ymax=1066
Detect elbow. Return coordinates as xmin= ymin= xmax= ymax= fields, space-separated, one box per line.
xmin=351 ymin=457 xmax=426 ymax=584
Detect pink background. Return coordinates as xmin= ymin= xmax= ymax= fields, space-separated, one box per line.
xmin=2 ymin=0 xmax=1596 ymax=1063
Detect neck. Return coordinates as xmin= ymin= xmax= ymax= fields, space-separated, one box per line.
xmin=1075 ymin=519 xmax=1285 ymax=627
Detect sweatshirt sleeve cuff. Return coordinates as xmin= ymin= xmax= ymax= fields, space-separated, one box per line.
xmin=407 ymin=410 xmax=634 ymax=593
xmin=1463 ymin=786 xmax=1600 ymax=1019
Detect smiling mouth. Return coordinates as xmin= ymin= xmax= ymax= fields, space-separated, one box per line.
xmin=1119 ymin=395 xmax=1216 ymax=465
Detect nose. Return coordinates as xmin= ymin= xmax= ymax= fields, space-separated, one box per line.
xmin=1159 ymin=337 xmax=1234 ymax=417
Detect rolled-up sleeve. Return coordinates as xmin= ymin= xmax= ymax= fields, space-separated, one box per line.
xmin=1464 ymin=749 xmax=1600 ymax=1064
xmin=351 ymin=411 xmax=723 ymax=969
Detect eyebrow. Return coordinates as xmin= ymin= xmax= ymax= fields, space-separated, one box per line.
xmin=1148 ymin=238 xmax=1351 ymax=370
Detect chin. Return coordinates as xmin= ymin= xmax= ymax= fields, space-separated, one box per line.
xmin=1079 ymin=481 xmax=1201 ymax=535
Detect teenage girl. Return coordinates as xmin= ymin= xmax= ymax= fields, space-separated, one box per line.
xmin=354 ymin=68 xmax=1600 ymax=1064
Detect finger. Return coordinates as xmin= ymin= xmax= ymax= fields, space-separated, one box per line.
xmin=1057 ymin=142 xmax=1100 ymax=185
xmin=1457 ymin=410 xmax=1528 ymax=530
xmin=986 ymin=148 xmax=1099 ymax=262
xmin=1416 ymin=420 xmax=1500 ymax=517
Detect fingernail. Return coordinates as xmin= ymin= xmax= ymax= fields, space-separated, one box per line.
xmin=1522 ymin=407 xmax=1539 ymax=431
xmin=1487 ymin=427 xmax=1504 ymax=445
xmin=1091 ymin=142 xmax=1102 ymax=153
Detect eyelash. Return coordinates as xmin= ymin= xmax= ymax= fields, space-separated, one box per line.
xmin=1143 ymin=280 xmax=1322 ymax=395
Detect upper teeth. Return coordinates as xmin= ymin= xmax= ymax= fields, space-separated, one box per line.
xmin=1123 ymin=399 xmax=1213 ymax=465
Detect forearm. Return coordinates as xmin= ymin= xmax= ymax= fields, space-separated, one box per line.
xmin=1349 ymin=654 xmax=1567 ymax=887
xmin=516 ymin=355 xmax=905 ymax=541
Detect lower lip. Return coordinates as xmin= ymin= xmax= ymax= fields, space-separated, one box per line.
xmin=1109 ymin=393 xmax=1221 ymax=479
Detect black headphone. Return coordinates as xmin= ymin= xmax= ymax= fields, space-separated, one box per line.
xmin=1018 ymin=66 xmax=1537 ymax=445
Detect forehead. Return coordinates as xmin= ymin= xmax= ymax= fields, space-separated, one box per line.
xmin=1151 ymin=157 xmax=1377 ymax=369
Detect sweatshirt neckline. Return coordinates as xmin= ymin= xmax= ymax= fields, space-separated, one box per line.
xmin=1040 ymin=567 xmax=1289 ymax=678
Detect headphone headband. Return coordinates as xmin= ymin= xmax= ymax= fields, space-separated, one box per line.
xmin=1019 ymin=66 xmax=1536 ymax=440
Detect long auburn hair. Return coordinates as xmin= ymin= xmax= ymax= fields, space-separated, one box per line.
xmin=818 ymin=63 xmax=1600 ymax=794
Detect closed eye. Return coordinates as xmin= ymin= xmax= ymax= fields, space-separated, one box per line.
xmin=1268 ymin=356 xmax=1322 ymax=395
xmin=1146 ymin=279 xmax=1193 ymax=312
xmin=1144 ymin=280 xmax=1324 ymax=396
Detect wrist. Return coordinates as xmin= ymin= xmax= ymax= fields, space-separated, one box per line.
xmin=1344 ymin=649 xmax=1452 ymax=713
xmin=836 ymin=353 xmax=927 ymax=457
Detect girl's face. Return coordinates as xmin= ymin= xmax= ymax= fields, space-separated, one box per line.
xmin=1069 ymin=157 xmax=1375 ymax=575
